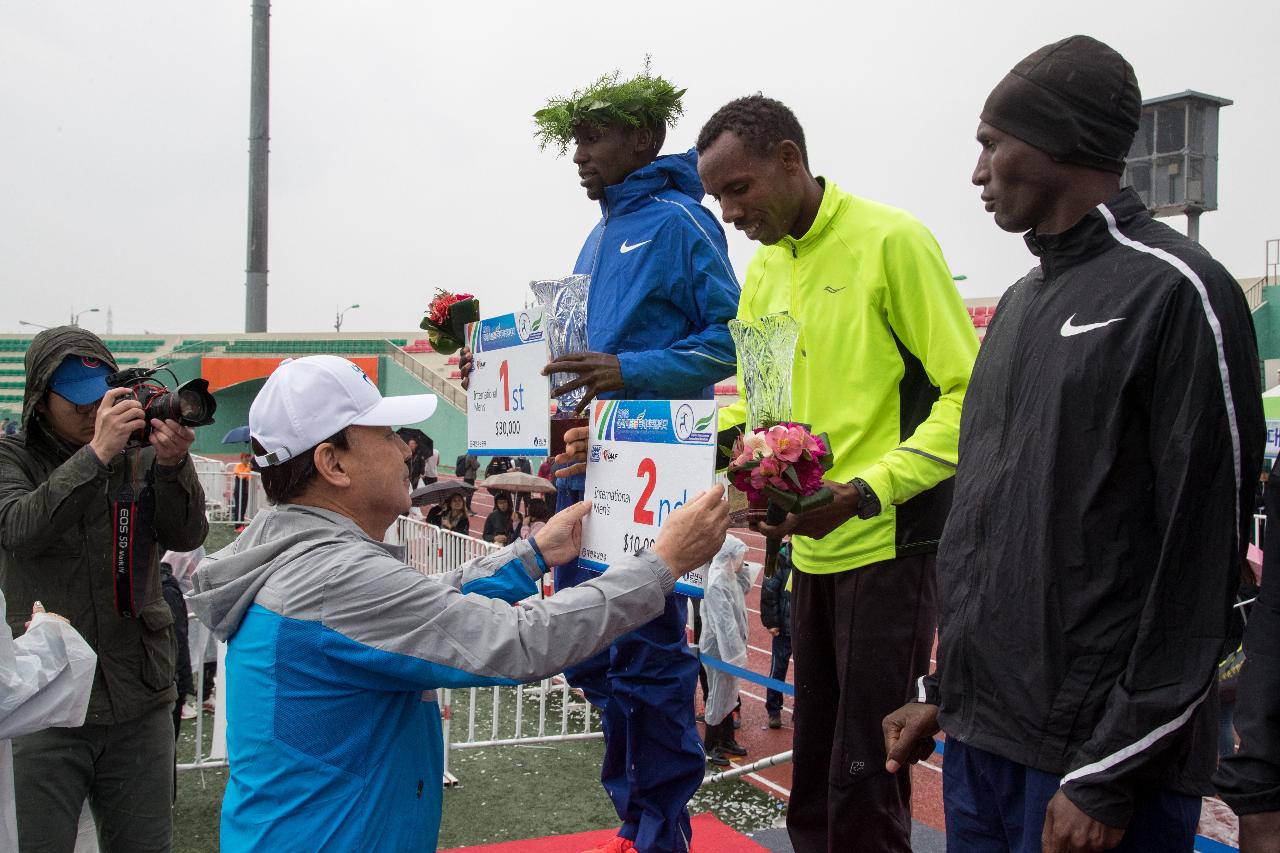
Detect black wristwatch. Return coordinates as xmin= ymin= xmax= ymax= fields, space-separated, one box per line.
xmin=848 ymin=478 xmax=881 ymax=520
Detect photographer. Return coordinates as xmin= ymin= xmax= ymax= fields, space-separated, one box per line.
xmin=0 ymin=326 xmax=206 ymax=853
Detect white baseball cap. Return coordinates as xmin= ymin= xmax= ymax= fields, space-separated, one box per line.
xmin=250 ymin=355 xmax=437 ymax=467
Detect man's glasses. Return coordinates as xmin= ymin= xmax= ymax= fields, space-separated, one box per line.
xmin=51 ymin=391 xmax=100 ymax=415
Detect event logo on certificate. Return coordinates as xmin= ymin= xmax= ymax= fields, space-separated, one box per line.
xmin=467 ymin=307 xmax=551 ymax=456
xmin=579 ymin=399 xmax=717 ymax=597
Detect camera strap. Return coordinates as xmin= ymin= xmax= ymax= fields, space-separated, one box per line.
xmin=111 ymin=457 xmax=157 ymax=618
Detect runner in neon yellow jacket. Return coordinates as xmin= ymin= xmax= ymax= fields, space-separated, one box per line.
xmin=718 ymin=179 xmax=978 ymax=572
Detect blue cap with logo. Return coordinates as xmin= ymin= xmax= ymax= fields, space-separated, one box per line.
xmin=49 ymin=355 xmax=112 ymax=405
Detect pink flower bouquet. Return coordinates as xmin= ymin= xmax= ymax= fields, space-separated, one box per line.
xmin=726 ymin=423 xmax=835 ymax=576
xmin=727 ymin=423 xmax=834 ymax=513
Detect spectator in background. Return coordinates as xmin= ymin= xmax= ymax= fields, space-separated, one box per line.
xmin=0 ymin=326 xmax=206 ymax=853
xmin=406 ymin=438 xmax=425 ymax=486
xmin=159 ymin=558 xmax=193 ymax=802
xmin=537 ymin=457 xmax=554 ymax=482
xmin=456 ymin=453 xmax=479 ymax=512
xmin=522 ymin=498 xmax=550 ymax=540
xmin=232 ymin=451 xmax=253 ymax=531
xmin=699 ymin=535 xmax=752 ymax=768
xmin=1 ymin=593 xmax=96 ymax=853
xmin=426 ymin=494 xmax=471 ymax=537
xmin=421 ymin=444 xmax=439 ymax=485
xmin=161 ymin=547 xmax=205 ymax=722
xmin=512 ymin=457 xmax=533 ymax=512
xmin=1217 ymin=455 xmax=1280 ymax=852
xmin=483 ymin=493 xmax=522 ymax=544
xmin=485 ymin=455 xmax=513 ymax=478
xmin=1218 ymin=555 xmax=1258 ymax=758
xmin=159 ymin=559 xmax=193 ymax=737
xmin=759 ymin=538 xmax=794 ymax=730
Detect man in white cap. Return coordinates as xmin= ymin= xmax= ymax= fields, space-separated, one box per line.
xmin=187 ymin=355 xmax=729 ymax=852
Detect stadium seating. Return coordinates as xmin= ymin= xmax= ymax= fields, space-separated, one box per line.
xmin=224 ymin=339 xmax=391 ymax=356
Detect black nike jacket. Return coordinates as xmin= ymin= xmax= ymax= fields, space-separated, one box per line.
xmin=927 ymin=188 xmax=1264 ymax=828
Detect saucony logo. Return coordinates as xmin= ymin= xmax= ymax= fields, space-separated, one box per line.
xmin=619 ymin=239 xmax=652 ymax=254
xmin=823 ymin=285 xmax=846 ymax=294
xmin=1060 ymin=314 xmax=1125 ymax=337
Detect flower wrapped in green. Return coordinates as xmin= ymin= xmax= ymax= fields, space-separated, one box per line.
xmin=419 ymin=289 xmax=480 ymax=356
xmin=533 ymin=59 xmax=686 ymax=155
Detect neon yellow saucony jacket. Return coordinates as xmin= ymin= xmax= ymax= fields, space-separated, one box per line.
xmin=720 ymin=180 xmax=978 ymax=573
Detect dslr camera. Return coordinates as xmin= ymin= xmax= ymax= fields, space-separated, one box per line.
xmin=106 ymin=365 xmax=217 ymax=445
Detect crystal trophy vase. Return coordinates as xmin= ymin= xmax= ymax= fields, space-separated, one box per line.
xmin=729 ymin=313 xmax=801 ymax=431
xmin=727 ymin=313 xmax=802 ymax=526
xmin=529 ymin=275 xmax=591 ymax=417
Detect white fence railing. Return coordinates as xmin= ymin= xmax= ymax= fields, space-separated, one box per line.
xmin=392 ymin=514 xmax=501 ymax=577
xmin=191 ymin=454 xmax=268 ymax=525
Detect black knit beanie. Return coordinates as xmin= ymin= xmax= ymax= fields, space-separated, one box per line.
xmin=981 ymin=35 xmax=1141 ymax=174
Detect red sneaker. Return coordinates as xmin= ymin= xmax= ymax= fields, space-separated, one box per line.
xmin=579 ymin=836 xmax=635 ymax=853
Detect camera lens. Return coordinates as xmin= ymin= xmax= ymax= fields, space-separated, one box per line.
xmin=177 ymin=388 xmax=213 ymax=424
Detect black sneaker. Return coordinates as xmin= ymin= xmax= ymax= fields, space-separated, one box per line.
xmin=768 ymin=713 xmax=782 ymax=729
xmin=722 ymin=738 xmax=748 ymax=757
xmin=705 ymin=747 xmax=730 ymax=767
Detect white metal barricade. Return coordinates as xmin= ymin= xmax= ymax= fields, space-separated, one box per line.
xmin=177 ymin=626 xmax=229 ymax=773
xmin=391 ymin=514 xmax=500 ymax=577
xmin=191 ymin=453 xmax=267 ymax=525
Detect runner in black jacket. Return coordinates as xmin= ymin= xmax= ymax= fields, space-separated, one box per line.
xmin=883 ymin=36 xmax=1264 ymax=852
xmin=1216 ymin=456 xmax=1280 ymax=851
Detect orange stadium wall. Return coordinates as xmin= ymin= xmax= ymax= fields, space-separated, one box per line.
xmin=200 ymin=357 xmax=379 ymax=393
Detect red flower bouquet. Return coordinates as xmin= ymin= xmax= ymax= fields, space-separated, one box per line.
xmin=420 ymin=289 xmax=480 ymax=355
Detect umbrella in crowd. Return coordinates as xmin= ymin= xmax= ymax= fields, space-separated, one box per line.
xmin=481 ymin=472 xmax=557 ymax=495
xmin=222 ymin=425 xmax=251 ymax=444
xmin=410 ymin=480 xmax=475 ymax=507
xmin=395 ymin=427 xmax=433 ymax=456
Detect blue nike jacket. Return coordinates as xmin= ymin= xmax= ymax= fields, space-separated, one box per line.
xmin=574 ymin=148 xmax=739 ymax=399
xmin=558 ymin=150 xmax=739 ymax=507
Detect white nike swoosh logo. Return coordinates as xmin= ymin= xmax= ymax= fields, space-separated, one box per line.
xmin=619 ymin=239 xmax=652 ymax=254
xmin=1060 ymin=314 xmax=1126 ymax=337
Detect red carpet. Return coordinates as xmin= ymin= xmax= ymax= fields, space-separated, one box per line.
xmin=441 ymin=812 xmax=770 ymax=852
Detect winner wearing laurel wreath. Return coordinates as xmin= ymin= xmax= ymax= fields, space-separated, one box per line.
xmin=473 ymin=65 xmax=738 ymax=853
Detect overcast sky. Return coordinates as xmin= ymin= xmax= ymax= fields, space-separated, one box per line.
xmin=3 ymin=1 xmax=1277 ymax=336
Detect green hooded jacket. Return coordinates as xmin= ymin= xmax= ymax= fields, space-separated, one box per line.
xmin=0 ymin=327 xmax=207 ymax=724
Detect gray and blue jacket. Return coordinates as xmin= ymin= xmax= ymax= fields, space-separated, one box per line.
xmin=187 ymin=504 xmax=674 ymax=852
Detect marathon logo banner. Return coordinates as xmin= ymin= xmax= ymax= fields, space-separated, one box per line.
xmin=469 ymin=309 xmax=545 ymax=354
xmin=591 ymin=399 xmax=717 ymax=446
